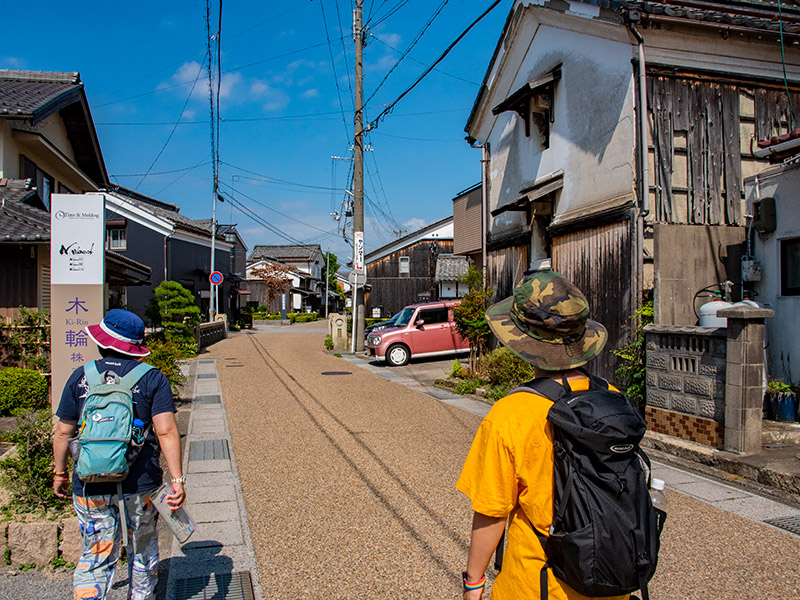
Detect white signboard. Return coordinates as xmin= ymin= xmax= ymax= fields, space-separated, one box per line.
xmin=51 ymin=194 xmax=105 ymax=285
xmin=354 ymin=231 xmax=364 ymax=272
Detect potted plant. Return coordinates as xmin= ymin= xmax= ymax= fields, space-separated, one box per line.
xmin=765 ymin=379 xmax=799 ymax=422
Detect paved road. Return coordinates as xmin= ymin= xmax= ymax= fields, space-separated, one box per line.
xmin=214 ymin=323 xmax=800 ymax=600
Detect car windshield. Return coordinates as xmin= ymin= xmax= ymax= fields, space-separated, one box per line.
xmin=393 ymin=307 xmax=416 ymax=328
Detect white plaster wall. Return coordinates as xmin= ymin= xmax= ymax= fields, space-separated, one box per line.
xmin=474 ymin=9 xmax=636 ymax=237
xmin=745 ymin=167 xmax=800 ymax=380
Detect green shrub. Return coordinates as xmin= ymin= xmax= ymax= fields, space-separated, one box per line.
xmin=612 ymin=299 xmax=653 ymax=409
xmin=152 ymin=281 xmax=201 ymax=350
xmin=290 ymin=312 xmax=317 ymax=324
xmin=257 ymin=305 xmax=268 ymax=312
xmin=479 ymin=347 xmax=536 ymax=387
xmin=454 ymin=378 xmax=484 ymax=395
xmin=0 ymin=409 xmax=69 ymax=514
xmin=0 ymin=368 xmax=49 ymax=416
xmin=143 ymin=339 xmax=187 ymax=397
xmin=324 ymin=335 xmax=334 ymax=350
xmin=2 ymin=307 xmax=50 ymax=372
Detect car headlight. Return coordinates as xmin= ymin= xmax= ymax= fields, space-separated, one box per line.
xmin=368 ymin=335 xmax=381 ymax=345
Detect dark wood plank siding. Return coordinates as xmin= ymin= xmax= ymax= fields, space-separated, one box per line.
xmin=0 ymin=245 xmax=39 ymax=321
xmin=552 ymin=218 xmax=633 ymax=381
xmin=487 ymin=245 xmax=528 ymax=303
xmin=366 ymin=240 xmax=453 ymax=316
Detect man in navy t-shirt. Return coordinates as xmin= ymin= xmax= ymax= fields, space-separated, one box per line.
xmin=53 ymin=309 xmax=186 ymax=600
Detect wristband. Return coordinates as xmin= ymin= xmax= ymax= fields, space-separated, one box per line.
xmin=462 ymin=572 xmax=486 ymax=592
xmin=54 ymin=470 xmax=66 ymax=476
xmin=170 ymin=476 xmax=186 ymax=484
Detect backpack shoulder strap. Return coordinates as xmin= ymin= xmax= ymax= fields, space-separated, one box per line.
xmin=83 ymin=361 xmax=103 ymax=388
xmin=119 ymin=363 xmax=154 ymax=389
xmin=513 ymin=377 xmax=566 ymax=403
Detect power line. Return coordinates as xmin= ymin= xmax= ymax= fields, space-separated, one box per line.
xmin=368 ymin=0 xmax=504 ymax=131
xmin=365 ymin=0 xmax=450 ymax=106
xmin=366 ymin=0 xmax=411 ymax=27
xmin=96 ymin=3 xmax=312 ymax=104
xmin=133 ymin=54 xmax=207 ymax=191
xmin=369 ymin=33 xmax=480 ymax=87
xmin=319 ymin=0 xmax=352 ymax=143
xmin=94 ymin=41 xmax=333 ymax=108
xmin=111 ymin=159 xmax=212 ymax=178
xmin=218 ymin=181 xmax=334 ymax=235
xmin=219 ymin=160 xmax=343 ymax=191
xmin=155 ymin=158 xmax=212 ymax=195
xmin=223 ymin=194 xmax=304 ymax=245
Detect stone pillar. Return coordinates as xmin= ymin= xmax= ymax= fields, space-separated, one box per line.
xmin=329 ymin=313 xmax=348 ymax=351
xmin=717 ymin=306 xmax=774 ymax=454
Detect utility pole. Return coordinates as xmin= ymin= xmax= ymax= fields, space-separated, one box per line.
xmin=352 ymin=0 xmax=366 ymax=351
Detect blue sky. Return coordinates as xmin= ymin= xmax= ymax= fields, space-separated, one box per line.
xmin=2 ymin=0 xmax=510 ymax=262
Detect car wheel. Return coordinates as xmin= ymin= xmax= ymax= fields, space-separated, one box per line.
xmin=386 ymin=343 xmax=410 ymax=367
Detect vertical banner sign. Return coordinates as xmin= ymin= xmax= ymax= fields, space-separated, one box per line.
xmin=354 ymin=231 xmax=364 ymax=272
xmin=50 ymin=194 xmax=105 ymax=411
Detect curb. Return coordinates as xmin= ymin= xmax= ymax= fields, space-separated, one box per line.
xmin=642 ymin=431 xmax=800 ymax=504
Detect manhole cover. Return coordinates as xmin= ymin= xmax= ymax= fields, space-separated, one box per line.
xmin=189 ymin=439 xmax=230 ymax=461
xmin=321 ymin=371 xmax=352 ymax=375
xmin=765 ymin=515 xmax=800 ymax=535
xmin=175 ymin=571 xmax=254 ymax=600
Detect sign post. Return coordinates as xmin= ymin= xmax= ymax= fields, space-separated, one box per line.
xmin=50 ymin=194 xmax=105 ymax=410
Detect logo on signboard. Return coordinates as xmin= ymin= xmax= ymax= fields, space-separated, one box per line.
xmin=59 ymin=242 xmax=95 ymax=256
xmin=54 ymin=210 xmax=101 ymax=220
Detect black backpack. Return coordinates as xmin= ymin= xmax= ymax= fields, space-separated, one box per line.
xmin=500 ymin=371 xmax=665 ymax=600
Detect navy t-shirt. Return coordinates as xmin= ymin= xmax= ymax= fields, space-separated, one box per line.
xmin=56 ymin=357 xmax=176 ymax=497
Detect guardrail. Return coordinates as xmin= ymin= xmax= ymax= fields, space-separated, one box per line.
xmin=195 ymin=320 xmax=227 ymax=349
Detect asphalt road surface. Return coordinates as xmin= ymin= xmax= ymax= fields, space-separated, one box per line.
xmin=213 ymin=323 xmax=800 ymax=600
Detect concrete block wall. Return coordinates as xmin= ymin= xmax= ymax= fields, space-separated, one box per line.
xmin=644 ymin=324 xmax=727 ymax=447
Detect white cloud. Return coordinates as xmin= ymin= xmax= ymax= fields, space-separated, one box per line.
xmin=182 ymin=109 xmax=195 ymax=120
xmin=376 ymin=32 xmax=402 ymax=47
xmin=2 ymin=56 xmax=24 ymax=68
xmin=403 ymin=218 xmax=426 ymax=231
xmin=219 ymin=72 xmax=243 ymax=99
xmin=302 ymin=89 xmax=319 ymax=99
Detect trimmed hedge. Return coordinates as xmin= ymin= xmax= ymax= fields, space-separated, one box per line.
xmin=0 ymin=368 xmax=50 ymax=416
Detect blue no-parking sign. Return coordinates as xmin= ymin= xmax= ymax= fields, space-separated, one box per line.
xmin=209 ymin=271 xmax=223 ymax=285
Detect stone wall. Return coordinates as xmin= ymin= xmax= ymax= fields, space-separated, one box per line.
xmin=1 ymin=517 xmax=81 ymax=568
xmin=645 ymin=324 xmax=727 ymax=447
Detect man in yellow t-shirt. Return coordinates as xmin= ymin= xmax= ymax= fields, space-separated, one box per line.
xmin=457 ymin=271 xmax=629 ymax=600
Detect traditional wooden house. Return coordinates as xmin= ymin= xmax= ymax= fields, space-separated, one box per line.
xmin=246 ymin=245 xmax=325 ymax=312
xmin=364 ymin=216 xmax=454 ymax=316
xmin=0 ymin=70 xmax=151 ymax=320
xmin=464 ymin=0 xmax=797 ymax=375
xmin=102 ymin=185 xmax=233 ymax=321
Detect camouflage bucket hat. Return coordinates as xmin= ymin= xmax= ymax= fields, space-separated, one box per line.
xmin=485 ymin=270 xmax=607 ymax=371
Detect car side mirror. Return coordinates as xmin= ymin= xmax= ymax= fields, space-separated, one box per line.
xmin=415 ymin=319 xmax=424 ymax=328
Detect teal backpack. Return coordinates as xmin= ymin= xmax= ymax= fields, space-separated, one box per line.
xmin=75 ymin=361 xmax=154 ymax=483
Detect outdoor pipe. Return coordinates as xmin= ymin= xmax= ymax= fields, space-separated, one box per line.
xmin=629 ymin=18 xmax=651 ymax=217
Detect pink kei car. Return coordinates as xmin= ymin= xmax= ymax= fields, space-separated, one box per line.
xmin=365 ymin=300 xmax=470 ymax=366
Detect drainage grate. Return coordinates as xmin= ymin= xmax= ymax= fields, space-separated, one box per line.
xmin=321 ymin=371 xmax=352 ymax=375
xmin=197 ymin=373 xmax=217 ymax=379
xmin=194 ymin=395 xmax=221 ymax=405
xmin=765 ymin=515 xmax=800 ymax=536
xmin=174 ymin=571 xmax=254 ymax=600
xmin=189 ymin=439 xmax=230 ymax=461
xmin=198 ymin=360 xmax=215 ymax=365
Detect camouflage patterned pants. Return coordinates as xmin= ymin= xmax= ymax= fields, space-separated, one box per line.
xmin=72 ymin=490 xmax=160 ymax=600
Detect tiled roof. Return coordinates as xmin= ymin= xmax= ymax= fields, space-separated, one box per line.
xmin=0 ymin=70 xmax=82 ymax=123
xmin=434 ymin=254 xmax=469 ymax=282
xmin=249 ymin=244 xmax=321 ymax=262
xmin=624 ymin=1 xmax=800 ymax=32
xmin=0 ymin=179 xmax=49 ymax=242
xmin=106 ymin=186 xmax=215 ymax=238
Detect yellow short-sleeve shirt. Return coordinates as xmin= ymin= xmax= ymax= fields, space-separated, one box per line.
xmin=457 ymin=377 xmax=629 ymax=600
